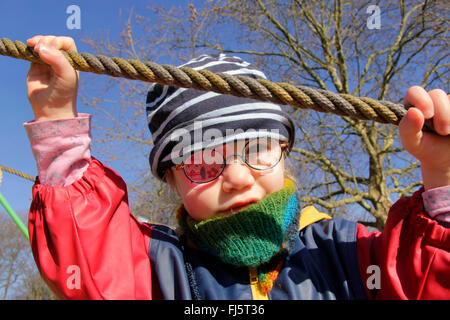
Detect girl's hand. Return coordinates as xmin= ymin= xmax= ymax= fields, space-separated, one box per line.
xmin=399 ymin=86 xmax=450 ymax=190
xmin=26 ymin=35 xmax=79 ymax=121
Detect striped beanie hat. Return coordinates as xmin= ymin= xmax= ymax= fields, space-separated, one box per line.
xmin=146 ymin=53 xmax=296 ymax=181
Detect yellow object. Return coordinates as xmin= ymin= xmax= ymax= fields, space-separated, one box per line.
xmin=249 ymin=267 xmax=269 ymax=300
xmin=249 ymin=206 xmax=331 ymax=300
xmin=299 ymin=206 xmax=332 ymax=230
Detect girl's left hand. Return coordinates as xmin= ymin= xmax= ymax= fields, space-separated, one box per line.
xmin=399 ymin=86 xmax=450 ymax=190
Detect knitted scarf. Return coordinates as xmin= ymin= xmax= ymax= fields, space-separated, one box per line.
xmin=176 ymin=179 xmax=300 ymax=294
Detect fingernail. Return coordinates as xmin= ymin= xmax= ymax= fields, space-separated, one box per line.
xmin=38 ymin=44 xmax=49 ymax=54
xmin=446 ymin=126 xmax=450 ymax=135
xmin=424 ymin=109 xmax=434 ymax=118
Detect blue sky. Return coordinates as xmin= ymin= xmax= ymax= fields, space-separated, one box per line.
xmin=0 ymin=0 xmax=188 ymax=220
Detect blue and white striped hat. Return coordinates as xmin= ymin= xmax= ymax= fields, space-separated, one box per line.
xmin=146 ymin=53 xmax=296 ymax=181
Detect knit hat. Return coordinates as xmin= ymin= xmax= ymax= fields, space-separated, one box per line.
xmin=146 ymin=53 xmax=296 ymax=181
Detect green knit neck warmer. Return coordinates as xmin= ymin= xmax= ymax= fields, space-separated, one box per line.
xmin=176 ymin=179 xmax=300 ymax=268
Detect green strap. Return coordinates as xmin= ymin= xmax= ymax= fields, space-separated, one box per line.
xmin=0 ymin=191 xmax=29 ymax=240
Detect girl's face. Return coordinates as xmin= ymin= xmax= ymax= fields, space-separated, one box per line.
xmin=167 ymin=141 xmax=286 ymax=221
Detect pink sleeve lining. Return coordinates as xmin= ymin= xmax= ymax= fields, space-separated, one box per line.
xmin=23 ymin=114 xmax=91 ymax=187
xmin=422 ymin=185 xmax=450 ymax=223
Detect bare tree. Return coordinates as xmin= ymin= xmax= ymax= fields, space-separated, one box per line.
xmin=80 ymin=0 xmax=449 ymax=230
xmin=0 ymin=214 xmax=55 ymax=299
xmin=0 ymin=215 xmax=24 ymax=299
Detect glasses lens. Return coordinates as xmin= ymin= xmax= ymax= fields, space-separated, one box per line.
xmin=244 ymin=138 xmax=282 ymax=170
xmin=183 ymin=148 xmax=225 ymax=183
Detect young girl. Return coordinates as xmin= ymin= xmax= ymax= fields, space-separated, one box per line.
xmin=23 ymin=35 xmax=449 ymax=300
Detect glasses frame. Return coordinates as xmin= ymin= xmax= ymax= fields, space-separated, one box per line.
xmin=175 ymin=140 xmax=288 ymax=184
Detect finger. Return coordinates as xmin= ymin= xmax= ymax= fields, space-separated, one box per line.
xmin=33 ymin=43 xmax=75 ymax=78
xmin=34 ymin=36 xmax=77 ymax=52
xmin=403 ymin=86 xmax=434 ymax=119
xmin=49 ymin=36 xmax=77 ymax=52
xmin=36 ymin=36 xmax=57 ymax=50
xmin=27 ymin=62 xmax=50 ymax=79
xmin=428 ymin=89 xmax=450 ymax=135
xmin=26 ymin=64 xmax=52 ymax=96
xmin=398 ymin=107 xmax=424 ymax=153
xmin=26 ymin=35 xmax=44 ymax=46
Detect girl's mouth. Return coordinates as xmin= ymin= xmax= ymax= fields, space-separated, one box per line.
xmin=219 ymin=200 xmax=258 ymax=215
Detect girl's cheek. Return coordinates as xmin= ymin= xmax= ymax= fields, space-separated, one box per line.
xmin=256 ymin=168 xmax=275 ymax=176
xmin=182 ymin=178 xmax=220 ymax=218
xmin=257 ymin=160 xmax=285 ymax=177
xmin=184 ymin=191 xmax=217 ymax=221
xmin=253 ymin=167 xmax=283 ymax=177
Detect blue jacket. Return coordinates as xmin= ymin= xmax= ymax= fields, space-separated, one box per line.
xmin=149 ymin=208 xmax=367 ymax=300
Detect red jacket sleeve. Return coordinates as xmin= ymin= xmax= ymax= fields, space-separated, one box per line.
xmin=28 ymin=158 xmax=153 ymax=299
xmin=356 ymin=188 xmax=450 ymax=299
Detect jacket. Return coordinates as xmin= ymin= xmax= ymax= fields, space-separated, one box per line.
xmin=28 ymin=158 xmax=450 ymax=300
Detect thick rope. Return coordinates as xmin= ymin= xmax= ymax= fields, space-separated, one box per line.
xmin=0 ymin=165 xmax=35 ymax=182
xmin=0 ymin=37 xmax=436 ymax=132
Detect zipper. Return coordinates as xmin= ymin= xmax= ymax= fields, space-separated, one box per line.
xmin=249 ymin=267 xmax=269 ymax=300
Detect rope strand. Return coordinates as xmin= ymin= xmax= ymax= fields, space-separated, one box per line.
xmin=0 ymin=165 xmax=35 ymax=182
xmin=0 ymin=37 xmax=436 ymax=132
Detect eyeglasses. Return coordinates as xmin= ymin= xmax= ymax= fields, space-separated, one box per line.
xmin=176 ymin=139 xmax=287 ymax=184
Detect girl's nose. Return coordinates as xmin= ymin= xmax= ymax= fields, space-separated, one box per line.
xmin=221 ymin=157 xmax=255 ymax=192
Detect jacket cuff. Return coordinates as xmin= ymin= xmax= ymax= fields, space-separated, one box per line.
xmin=422 ymin=185 xmax=450 ymax=224
xmin=23 ymin=114 xmax=92 ymax=187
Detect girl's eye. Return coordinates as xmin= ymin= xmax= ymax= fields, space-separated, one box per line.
xmin=184 ymin=163 xmax=223 ymax=182
xmin=181 ymin=147 xmax=226 ymax=182
xmin=244 ymin=139 xmax=282 ymax=169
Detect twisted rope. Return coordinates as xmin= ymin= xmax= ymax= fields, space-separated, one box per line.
xmin=0 ymin=165 xmax=35 ymax=182
xmin=0 ymin=37 xmax=435 ymax=132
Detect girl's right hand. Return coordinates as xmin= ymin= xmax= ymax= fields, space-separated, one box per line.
xmin=26 ymin=35 xmax=79 ymax=121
